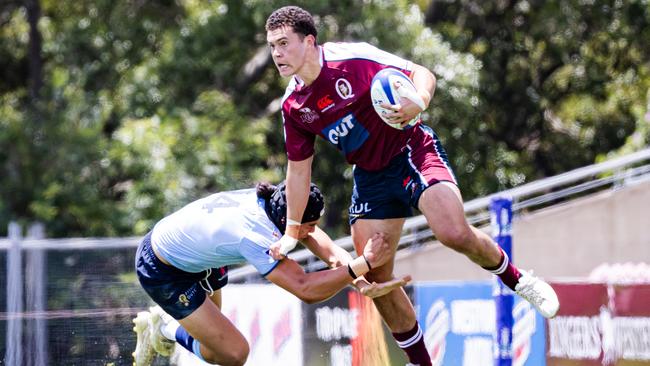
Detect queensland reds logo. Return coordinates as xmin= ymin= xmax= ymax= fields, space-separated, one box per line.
xmin=299 ymin=107 xmax=318 ymax=124
xmin=335 ymin=78 xmax=354 ymax=99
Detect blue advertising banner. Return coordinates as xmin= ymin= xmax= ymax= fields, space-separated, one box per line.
xmin=414 ymin=281 xmax=546 ymax=366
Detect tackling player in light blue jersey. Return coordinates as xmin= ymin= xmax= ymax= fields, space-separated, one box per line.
xmin=151 ymin=187 xmax=286 ymax=275
xmin=132 ymin=182 xmax=410 ymax=366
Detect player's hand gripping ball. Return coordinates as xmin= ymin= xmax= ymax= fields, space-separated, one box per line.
xmin=370 ymin=68 xmax=425 ymax=130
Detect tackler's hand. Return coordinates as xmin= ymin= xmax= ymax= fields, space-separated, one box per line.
xmin=268 ymin=224 xmax=301 ymax=260
xmin=346 ymin=233 xmax=389 ymax=280
xmin=362 ymin=232 xmax=391 ymax=269
xmin=360 ymin=275 xmax=412 ymax=299
xmin=268 ymin=236 xmax=294 ymax=259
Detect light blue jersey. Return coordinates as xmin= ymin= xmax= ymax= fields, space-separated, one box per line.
xmin=151 ymin=189 xmax=281 ymax=276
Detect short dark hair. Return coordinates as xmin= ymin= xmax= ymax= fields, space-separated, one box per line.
xmin=265 ymin=6 xmax=317 ymax=39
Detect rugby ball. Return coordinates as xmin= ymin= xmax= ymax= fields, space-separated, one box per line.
xmin=370 ymin=68 xmax=425 ymax=130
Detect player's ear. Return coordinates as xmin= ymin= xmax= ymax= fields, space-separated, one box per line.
xmin=305 ymin=34 xmax=316 ymax=47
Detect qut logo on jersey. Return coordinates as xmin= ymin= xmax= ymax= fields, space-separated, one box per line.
xmin=327 ymin=115 xmax=354 ymax=144
xmin=323 ymin=113 xmax=369 ymax=154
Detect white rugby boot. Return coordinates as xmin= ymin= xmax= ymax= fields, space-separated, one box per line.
xmin=515 ymin=270 xmax=560 ymax=318
xmin=149 ymin=305 xmax=176 ymax=357
xmin=132 ymin=310 xmax=155 ymax=366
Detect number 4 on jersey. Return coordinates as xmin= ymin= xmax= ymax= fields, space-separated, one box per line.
xmin=203 ymin=194 xmax=239 ymax=212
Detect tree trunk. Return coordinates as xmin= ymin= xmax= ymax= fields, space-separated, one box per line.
xmin=25 ymin=0 xmax=43 ymax=102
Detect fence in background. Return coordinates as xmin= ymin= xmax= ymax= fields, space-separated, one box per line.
xmin=231 ymin=147 xmax=650 ymax=280
xmin=2 ymin=147 xmax=650 ymax=365
xmin=1 ymin=229 xmax=149 ymax=365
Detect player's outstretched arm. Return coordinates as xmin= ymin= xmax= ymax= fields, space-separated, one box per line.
xmin=266 ymin=258 xmax=353 ymax=304
xmin=301 ymin=227 xmax=411 ymax=298
xmin=357 ymin=275 xmax=412 ymax=298
xmin=301 ymin=226 xmax=353 ymax=268
xmin=266 ymin=233 xmax=395 ymax=303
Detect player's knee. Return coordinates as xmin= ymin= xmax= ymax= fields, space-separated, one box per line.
xmin=437 ymin=226 xmax=476 ymax=254
xmin=227 ymin=344 xmax=250 ymax=366
xmin=204 ymin=343 xmax=249 ymax=366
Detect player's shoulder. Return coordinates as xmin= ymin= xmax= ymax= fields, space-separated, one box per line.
xmin=322 ymin=41 xmax=383 ymax=61
xmin=323 ymin=41 xmax=412 ymax=71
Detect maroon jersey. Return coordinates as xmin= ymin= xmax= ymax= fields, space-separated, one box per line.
xmin=281 ymin=42 xmax=419 ymax=171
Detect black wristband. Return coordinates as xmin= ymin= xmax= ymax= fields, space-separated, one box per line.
xmin=363 ymin=254 xmax=372 ymax=270
xmin=347 ymin=264 xmax=358 ymax=279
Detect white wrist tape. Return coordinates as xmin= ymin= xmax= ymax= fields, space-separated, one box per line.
xmin=278 ymin=235 xmax=299 ymax=256
xmin=348 ymin=255 xmax=372 ymax=278
xmin=286 ymin=218 xmax=301 ymax=226
xmin=396 ymin=85 xmax=426 ymax=110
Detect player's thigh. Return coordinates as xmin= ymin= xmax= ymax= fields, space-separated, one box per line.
xmin=351 ymin=217 xmax=404 ymax=252
xmin=178 ymin=295 xmax=248 ymax=358
xmin=208 ymin=289 xmax=222 ymax=309
xmin=418 ymin=182 xmax=472 ymax=240
xmin=351 ymin=218 xmax=404 ymax=280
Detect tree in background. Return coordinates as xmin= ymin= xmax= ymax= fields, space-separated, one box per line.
xmin=5 ymin=2 xmax=647 ymax=364
xmin=426 ymin=0 xmax=650 ymax=187
xmin=1 ymin=1 xmax=185 ymax=236
xmin=0 ymin=0 xmax=648 ymax=238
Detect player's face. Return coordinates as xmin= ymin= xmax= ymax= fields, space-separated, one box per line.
xmin=297 ymin=220 xmax=318 ymax=239
xmin=267 ymin=26 xmax=313 ymax=77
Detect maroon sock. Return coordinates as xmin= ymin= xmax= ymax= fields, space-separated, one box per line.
xmin=483 ymin=247 xmax=521 ymax=291
xmin=392 ymin=322 xmax=432 ymax=366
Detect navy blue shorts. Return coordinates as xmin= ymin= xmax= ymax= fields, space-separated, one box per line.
xmin=135 ymin=232 xmax=228 ymax=320
xmin=349 ymin=125 xmax=457 ymax=225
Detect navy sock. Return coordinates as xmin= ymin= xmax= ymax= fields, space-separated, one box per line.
xmin=175 ymin=327 xmax=204 ymax=360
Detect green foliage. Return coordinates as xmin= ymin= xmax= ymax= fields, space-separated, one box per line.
xmin=0 ymin=0 xmax=648 ymax=238
xmin=112 ymin=90 xmax=278 ymax=234
xmin=428 ymin=0 xmax=650 ymax=188
xmin=1 ymin=3 xmax=648 ymax=362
